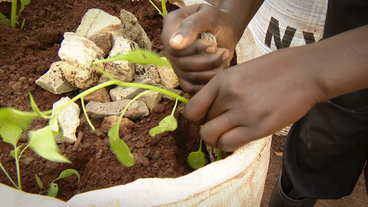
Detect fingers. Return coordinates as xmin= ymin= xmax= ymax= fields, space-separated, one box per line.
xmin=170 ymin=50 xmax=225 ymax=72
xmin=164 ymin=4 xmax=219 ymax=50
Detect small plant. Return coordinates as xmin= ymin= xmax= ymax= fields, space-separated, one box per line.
xmin=0 ymin=124 xmax=32 ymax=191
xmin=148 ymin=0 xmax=167 ymax=17
xmin=0 ymin=0 xmax=31 ymax=29
xmin=187 ymin=139 xmax=207 ymax=169
xmin=35 ymin=169 xmax=80 ymax=197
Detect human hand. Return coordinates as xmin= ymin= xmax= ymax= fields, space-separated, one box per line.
xmin=184 ymin=48 xmax=322 ymax=152
xmin=162 ymin=4 xmax=242 ymax=94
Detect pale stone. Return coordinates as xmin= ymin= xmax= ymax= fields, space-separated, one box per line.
xmin=156 ymin=65 xmax=179 ymax=89
xmin=61 ymin=61 xmax=100 ymax=89
xmin=58 ymin=32 xmax=105 ymax=68
xmin=35 ymin=61 xmax=78 ymax=94
xmin=98 ymin=37 xmax=137 ymax=83
xmin=109 ymin=86 xmax=145 ymax=101
xmin=120 ymin=9 xmax=152 ymax=50
xmin=51 ymin=97 xmax=81 ymax=144
xmin=76 ymin=8 xmax=123 ymax=53
xmin=86 ymin=99 xmax=149 ymax=119
xmin=137 ymin=91 xmax=163 ymax=111
xmin=83 ymin=88 xmax=111 ymax=103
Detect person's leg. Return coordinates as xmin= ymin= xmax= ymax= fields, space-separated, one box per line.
xmin=269 ymin=174 xmax=317 ymax=207
xmin=269 ymin=94 xmax=368 ymax=206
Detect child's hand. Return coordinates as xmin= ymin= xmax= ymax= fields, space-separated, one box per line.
xmin=162 ymin=4 xmax=241 ymax=94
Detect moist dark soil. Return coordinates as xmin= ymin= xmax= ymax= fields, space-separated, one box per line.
xmin=0 ymin=0 xmax=367 ymax=206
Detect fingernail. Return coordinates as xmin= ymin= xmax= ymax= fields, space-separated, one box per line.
xmin=171 ymin=34 xmax=184 ymax=45
xmin=205 ymin=46 xmax=216 ymax=54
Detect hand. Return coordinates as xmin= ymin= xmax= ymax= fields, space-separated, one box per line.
xmin=162 ymin=4 xmax=242 ymax=94
xmin=184 ymin=47 xmax=322 ymax=152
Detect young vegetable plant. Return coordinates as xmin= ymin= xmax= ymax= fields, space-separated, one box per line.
xmin=187 ymin=139 xmax=207 ymax=169
xmin=0 ymin=123 xmax=32 ymax=191
xmin=35 ymin=169 xmax=80 ymax=197
xmin=0 ymin=0 xmax=31 ymax=29
xmin=148 ymin=0 xmax=167 ymax=17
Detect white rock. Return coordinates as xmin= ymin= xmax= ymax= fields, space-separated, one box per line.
xmin=156 ymin=65 xmax=179 ymax=89
xmin=109 ymin=86 xmax=146 ymax=101
xmin=98 ymin=36 xmax=138 ymax=83
xmin=59 ymin=32 xmax=105 ymax=68
xmin=58 ymin=32 xmax=105 ymax=89
xmin=86 ymin=99 xmax=149 ymax=120
xmin=76 ymin=8 xmax=123 ymax=40
xmin=137 ymin=91 xmax=163 ymax=111
xmin=76 ymin=8 xmax=124 ymax=55
xmin=51 ymin=97 xmax=81 ymax=144
xmin=35 ymin=61 xmax=78 ymax=94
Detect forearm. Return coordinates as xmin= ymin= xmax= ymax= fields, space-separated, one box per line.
xmin=218 ymin=0 xmax=264 ymax=39
xmin=298 ymin=25 xmax=368 ymax=103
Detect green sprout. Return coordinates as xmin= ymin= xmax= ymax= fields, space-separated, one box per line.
xmin=148 ymin=0 xmax=167 ymax=17
xmin=187 ymin=139 xmax=207 ymax=169
xmin=36 ymin=169 xmax=80 ymax=197
xmin=0 ymin=124 xmax=31 ymax=190
xmin=0 ymin=0 xmax=31 ymax=29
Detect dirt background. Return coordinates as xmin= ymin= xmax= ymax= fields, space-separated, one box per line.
xmin=0 ymin=0 xmax=367 ymax=206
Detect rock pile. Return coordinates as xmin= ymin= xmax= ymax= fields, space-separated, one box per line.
xmin=36 ymin=8 xmax=185 ymax=144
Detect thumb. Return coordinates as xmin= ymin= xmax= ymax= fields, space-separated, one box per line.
xmin=166 ymin=4 xmax=217 ymax=50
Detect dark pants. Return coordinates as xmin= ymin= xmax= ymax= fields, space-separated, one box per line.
xmin=281 ymin=89 xmax=368 ymax=199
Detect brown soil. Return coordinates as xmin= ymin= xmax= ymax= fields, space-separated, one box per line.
xmin=0 ymin=0 xmax=367 ymax=206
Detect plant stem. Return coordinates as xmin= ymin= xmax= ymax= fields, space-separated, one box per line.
xmin=10 ymin=0 xmax=17 ymax=28
xmin=0 ymin=162 xmax=18 ymax=189
xmin=161 ymin=0 xmax=167 ymax=16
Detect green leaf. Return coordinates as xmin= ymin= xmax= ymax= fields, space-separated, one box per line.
xmin=149 ymin=115 xmax=177 ymax=137
xmin=187 ymin=139 xmax=207 ymax=170
xmin=46 ymin=183 xmax=58 ymax=197
xmin=0 ymin=13 xmax=10 ymax=26
xmin=103 ymin=49 xmax=171 ymax=67
xmin=10 ymin=145 xmax=22 ymax=158
xmin=0 ymin=107 xmax=38 ymax=130
xmin=29 ymin=92 xmax=48 ymax=119
xmin=108 ymin=124 xmax=135 ymax=167
xmin=28 ymin=126 xmax=71 ymax=163
xmin=35 ymin=174 xmax=43 ymax=190
xmin=53 ymin=169 xmax=80 ymax=183
xmin=0 ymin=124 xmax=22 ymax=146
xmin=20 ymin=0 xmax=31 ymax=6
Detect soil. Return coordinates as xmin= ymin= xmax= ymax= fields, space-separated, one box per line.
xmin=0 ymin=0 xmax=367 ymax=206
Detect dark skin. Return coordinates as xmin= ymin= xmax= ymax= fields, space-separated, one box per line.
xmin=162 ymin=1 xmax=368 ymax=152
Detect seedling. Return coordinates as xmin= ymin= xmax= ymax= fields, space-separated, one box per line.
xmin=148 ymin=0 xmax=167 ymax=17
xmin=36 ymin=169 xmax=80 ymax=197
xmin=0 ymin=124 xmax=32 ymax=190
xmin=187 ymin=139 xmax=207 ymax=169
xmin=0 ymin=0 xmax=31 ymax=29
xmin=149 ymin=98 xmax=178 ymax=136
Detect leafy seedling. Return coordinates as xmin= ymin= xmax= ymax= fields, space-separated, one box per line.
xmin=187 ymin=139 xmax=207 ymax=169
xmin=0 ymin=0 xmax=31 ymax=29
xmin=148 ymin=0 xmax=167 ymax=17
xmin=36 ymin=169 xmax=80 ymax=197
xmin=149 ymin=98 xmax=179 ymax=136
xmin=0 ymin=123 xmax=30 ymax=190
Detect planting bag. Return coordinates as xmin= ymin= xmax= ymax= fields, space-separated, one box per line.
xmin=0 ymin=136 xmax=271 ymax=207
